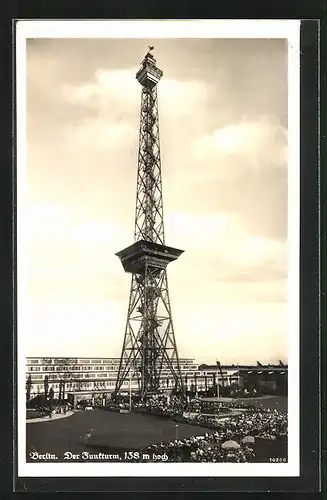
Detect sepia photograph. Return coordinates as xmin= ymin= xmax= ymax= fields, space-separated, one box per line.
xmin=16 ymin=20 xmax=300 ymax=477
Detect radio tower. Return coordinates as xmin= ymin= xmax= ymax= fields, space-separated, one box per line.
xmin=114 ymin=47 xmax=185 ymax=402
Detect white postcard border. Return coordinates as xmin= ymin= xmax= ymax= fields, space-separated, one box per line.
xmin=16 ymin=19 xmax=300 ymax=478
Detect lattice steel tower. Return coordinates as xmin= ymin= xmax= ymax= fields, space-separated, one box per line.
xmin=114 ymin=48 xmax=185 ymax=401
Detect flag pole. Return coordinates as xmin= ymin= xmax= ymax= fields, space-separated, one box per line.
xmin=216 ymin=361 xmax=220 ymax=401
xmin=129 ymin=369 xmax=132 ymax=412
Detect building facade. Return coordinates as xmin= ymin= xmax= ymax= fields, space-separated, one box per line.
xmin=199 ymin=363 xmax=288 ymax=394
xmin=26 ymin=357 xmax=287 ymax=402
xmin=26 ymin=357 xmax=232 ymax=401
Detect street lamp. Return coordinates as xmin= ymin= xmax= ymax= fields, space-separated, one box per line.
xmin=175 ymin=424 xmax=179 ymax=461
xmin=216 ymin=361 xmax=220 ymax=401
xmin=129 ymin=368 xmax=136 ymax=412
xmin=129 ymin=368 xmax=132 ymax=411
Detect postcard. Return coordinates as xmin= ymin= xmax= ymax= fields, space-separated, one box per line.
xmin=16 ymin=19 xmax=300 ymax=478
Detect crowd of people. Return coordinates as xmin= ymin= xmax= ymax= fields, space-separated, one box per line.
xmin=129 ymin=394 xmax=288 ymax=462
xmin=139 ymin=433 xmax=257 ymax=462
xmin=51 ymin=404 xmax=71 ymax=416
xmin=31 ymin=403 xmax=72 ymax=419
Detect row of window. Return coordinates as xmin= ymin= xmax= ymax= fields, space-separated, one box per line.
xmin=28 ymin=366 xmax=200 ymax=374
xmin=28 ymin=374 xmax=117 ymax=381
xmin=28 ymin=377 xmax=218 ymax=385
xmin=30 ymin=381 xmax=134 ymax=390
xmin=27 ymin=358 xmax=196 ymax=367
xmin=27 ymin=372 xmax=204 ymax=381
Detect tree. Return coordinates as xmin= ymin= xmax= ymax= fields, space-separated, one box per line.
xmin=49 ymin=386 xmax=54 ymax=400
xmin=44 ymin=375 xmax=49 ymax=399
xmin=26 ymin=374 xmax=32 ymax=405
xmin=57 ymin=357 xmax=75 ymax=402
xmin=48 ymin=386 xmax=54 ymax=408
xmin=184 ymin=374 xmax=188 ymax=392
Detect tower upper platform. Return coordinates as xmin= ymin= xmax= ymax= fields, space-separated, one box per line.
xmin=116 ymin=240 xmax=184 ymax=275
xmin=136 ymin=49 xmax=163 ymax=89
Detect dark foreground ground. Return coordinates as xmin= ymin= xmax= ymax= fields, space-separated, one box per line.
xmin=26 ymin=396 xmax=287 ymax=463
xmin=26 ymin=410 xmax=212 ymax=463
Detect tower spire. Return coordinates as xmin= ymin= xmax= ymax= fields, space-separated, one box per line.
xmin=114 ymin=52 xmax=185 ymax=402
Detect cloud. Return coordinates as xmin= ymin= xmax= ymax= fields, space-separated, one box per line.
xmin=166 ymin=211 xmax=286 ymax=282
xmin=25 ymin=201 xmax=286 ymax=307
xmin=24 ymin=302 xmax=126 ymax=356
xmin=61 ymin=69 xmax=139 ymax=108
xmin=25 ymin=201 xmax=131 ymax=303
xmin=172 ymin=300 xmax=288 ymax=365
xmin=60 ymin=70 xmax=212 ymax=145
xmin=24 ymin=38 xmax=289 ymax=362
xmin=185 ymin=116 xmax=287 ymax=182
xmin=165 ymin=114 xmax=288 ymax=240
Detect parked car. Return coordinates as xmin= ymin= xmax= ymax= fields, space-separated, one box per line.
xmin=85 ymin=406 xmax=93 ymax=411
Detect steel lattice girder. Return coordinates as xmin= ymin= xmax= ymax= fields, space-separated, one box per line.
xmin=115 ymin=267 xmax=185 ymax=396
xmin=134 ymin=87 xmax=164 ymax=245
xmin=115 ymin=54 xmax=185 ymax=401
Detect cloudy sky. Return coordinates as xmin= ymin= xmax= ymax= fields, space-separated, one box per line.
xmin=23 ymin=37 xmax=288 ymax=364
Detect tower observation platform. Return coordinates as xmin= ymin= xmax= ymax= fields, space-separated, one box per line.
xmin=116 ymin=240 xmax=184 ymax=275
xmin=114 ymin=48 xmax=185 ymax=401
xmin=136 ymin=51 xmax=163 ymax=89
